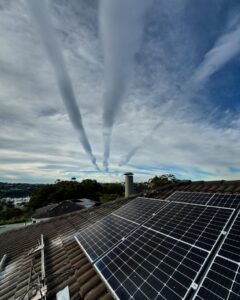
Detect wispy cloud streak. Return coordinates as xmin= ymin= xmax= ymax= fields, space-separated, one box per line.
xmin=119 ymin=121 xmax=164 ymax=166
xmin=27 ymin=0 xmax=100 ymax=171
xmin=193 ymin=14 xmax=240 ymax=84
xmin=99 ymin=0 xmax=150 ymax=172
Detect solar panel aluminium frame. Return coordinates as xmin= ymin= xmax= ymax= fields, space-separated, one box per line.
xmin=143 ymin=200 xmax=235 ymax=252
xmin=74 ymin=214 xmax=139 ymax=263
xmin=75 ymin=198 xmax=170 ymax=263
xmin=167 ymin=190 xmax=240 ymax=209
xmin=216 ymin=210 xmax=240 ymax=264
xmin=142 ymin=204 xmax=235 ymax=252
xmin=208 ymin=192 xmax=240 ymax=209
xmin=192 ymin=211 xmax=240 ymax=300
xmin=141 ymin=201 xmax=235 ymax=259
xmin=166 ymin=191 xmax=215 ymax=205
xmin=192 ymin=256 xmax=240 ymax=300
xmin=94 ymin=245 xmax=138 ymax=300
xmin=94 ymin=228 xmax=209 ymax=300
xmin=112 ymin=197 xmax=169 ymax=225
xmin=166 ymin=190 xmax=215 ymax=199
xmin=93 ymin=204 xmax=235 ymax=300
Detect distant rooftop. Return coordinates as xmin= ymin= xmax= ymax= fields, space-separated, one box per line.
xmin=32 ymin=199 xmax=96 ymax=219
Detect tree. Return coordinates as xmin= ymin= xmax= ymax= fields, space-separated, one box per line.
xmin=147 ymin=174 xmax=177 ymax=189
xmin=81 ymin=179 xmax=102 ymax=200
xmin=102 ymin=183 xmax=124 ymax=195
xmin=0 ymin=207 xmax=22 ymax=220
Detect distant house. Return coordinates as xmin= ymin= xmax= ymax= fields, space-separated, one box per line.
xmin=32 ymin=199 xmax=95 ymax=223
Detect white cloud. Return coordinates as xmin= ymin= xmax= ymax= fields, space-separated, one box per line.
xmin=193 ymin=10 xmax=240 ymax=84
xmin=0 ymin=0 xmax=240 ymax=183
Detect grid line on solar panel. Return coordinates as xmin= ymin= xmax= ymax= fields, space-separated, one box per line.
xmin=167 ymin=191 xmax=214 ymax=205
xmin=143 ymin=202 xmax=233 ymax=251
xmin=95 ymin=226 xmax=209 ymax=300
xmin=218 ymin=211 xmax=240 ymax=263
xmin=193 ymin=256 xmax=240 ymax=300
xmin=112 ymin=197 xmax=168 ymax=225
xmin=75 ymin=214 xmax=138 ymax=262
xmin=208 ymin=193 xmax=240 ymax=209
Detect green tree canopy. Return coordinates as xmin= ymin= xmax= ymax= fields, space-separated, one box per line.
xmin=147 ymin=174 xmax=177 ymax=189
xmin=28 ymin=180 xmax=123 ymax=209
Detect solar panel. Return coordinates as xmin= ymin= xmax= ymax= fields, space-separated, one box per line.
xmin=193 ymin=256 xmax=240 ymax=300
xmin=75 ymin=214 xmax=138 ymax=262
xmin=208 ymin=193 xmax=240 ymax=209
xmin=167 ymin=191 xmax=213 ymax=205
xmin=193 ymin=212 xmax=240 ymax=300
xmin=96 ymin=226 xmax=209 ymax=300
xmin=113 ymin=197 xmax=168 ymax=224
xmin=143 ymin=202 xmax=233 ymax=251
xmin=218 ymin=211 xmax=240 ymax=263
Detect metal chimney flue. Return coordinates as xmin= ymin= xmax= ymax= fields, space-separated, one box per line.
xmin=124 ymin=172 xmax=134 ymax=198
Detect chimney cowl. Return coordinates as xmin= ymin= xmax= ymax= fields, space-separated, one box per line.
xmin=124 ymin=172 xmax=133 ymax=176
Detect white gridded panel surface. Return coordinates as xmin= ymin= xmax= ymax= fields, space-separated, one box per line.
xmin=218 ymin=211 xmax=240 ymax=263
xmin=75 ymin=214 xmax=138 ymax=262
xmin=167 ymin=191 xmax=213 ymax=205
xmin=143 ymin=202 xmax=233 ymax=251
xmin=96 ymin=226 xmax=208 ymax=300
xmin=113 ymin=197 xmax=168 ymax=224
xmin=193 ymin=256 xmax=240 ymax=300
xmin=208 ymin=193 xmax=240 ymax=209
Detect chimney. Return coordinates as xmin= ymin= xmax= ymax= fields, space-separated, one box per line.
xmin=124 ymin=172 xmax=134 ymax=198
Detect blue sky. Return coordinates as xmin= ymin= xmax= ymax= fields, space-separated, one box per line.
xmin=0 ymin=0 xmax=240 ymax=183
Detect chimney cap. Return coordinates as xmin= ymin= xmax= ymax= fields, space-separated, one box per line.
xmin=124 ymin=172 xmax=134 ymax=176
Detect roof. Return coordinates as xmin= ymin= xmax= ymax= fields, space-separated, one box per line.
xmin=32 ymin=200 xmax=86 ymax=219
xmin=1 ymin=179 xmax=240 ymax=299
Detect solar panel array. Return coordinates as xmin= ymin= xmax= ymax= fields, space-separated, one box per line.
xmin=218 ymin=211 xmax=240 ymax=262
xmin=75 ymin=198 xmax=168 ymax=262
xmin=168 ymin=191 xmax=240 ymax=209
xmin=75 ymin=192 xmax=240 ymax=300
xmin=75 ymin=214 xmax=138 ymax=262
xmin=113 ymin=197 xmax=168 ymax=224
xmin=167 ymin=191 xmax=213 ymax=205
xmin=194 ymin=212 xmax=240 ymax=300
xmin=143 ymin=202 xmax=233 ymax=251
xmin=96 ymin=227 xmax=208 ymax=300
xmin=194 ymin=256 xmax=240 ymax=300
xmin=208 ymin=193 xmax=240 ymax=209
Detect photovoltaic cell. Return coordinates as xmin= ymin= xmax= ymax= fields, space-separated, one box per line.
xmin=113 ymin=197 xmax=168 ymax=224
xmin=208 ymin=193 xmax=240 ymax=209
xmin=193 ymin=256 xmax=240 ymax=300
xmin=96 ymin=227 xmax=208 ymax=300
xmin=75 ymin=214 xmax=138 ymax=262
xmin=143 ymin=202 xmax=233 ymax=251
xmin=218 ymin=212 xmax=240 ymax=263
xmin=167 ymin=191 xmax=213 ymax=205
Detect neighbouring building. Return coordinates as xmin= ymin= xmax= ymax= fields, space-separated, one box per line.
xmin=32 ymin=199 xmax=95 ymax=223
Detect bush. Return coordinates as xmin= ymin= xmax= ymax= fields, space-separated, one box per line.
xmin=0 ymin=216 xmax=30 ymax=225
xmin=100 ymin=194 xmax=120 ymax=203
xmin=0 ymin=207 xmax=23 ymax=220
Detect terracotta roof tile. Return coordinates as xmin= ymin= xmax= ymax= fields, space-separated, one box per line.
xmin=1 ymin=179 xmax=240 ymax=299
